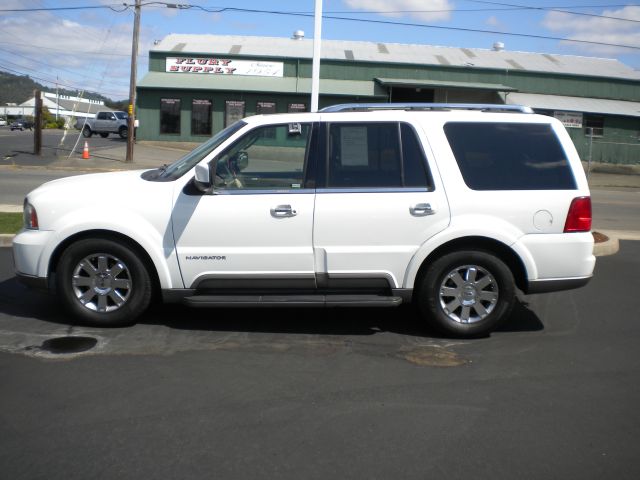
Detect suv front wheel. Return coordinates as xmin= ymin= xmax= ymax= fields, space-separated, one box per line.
xmin=56 ymin=238 xmax=152 ymax=327
xmin=418 ymin=250 xmax=516 ymax=338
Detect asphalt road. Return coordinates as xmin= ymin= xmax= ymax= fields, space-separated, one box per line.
xmin=0 ymin=126 xmax=126 ymax=162
xmin=1 ymin=242 xmax=639 ymax=479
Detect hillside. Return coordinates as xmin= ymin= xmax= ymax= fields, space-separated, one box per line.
xmin=0 ymin=70 xmax=125 ymax=108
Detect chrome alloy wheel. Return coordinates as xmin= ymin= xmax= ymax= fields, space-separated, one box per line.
xmin=71 ymin=253 xmax=132 ymax=313
xmin=438 ymin=264 xmax=499 ymax=324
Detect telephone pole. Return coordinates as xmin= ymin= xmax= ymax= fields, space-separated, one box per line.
xmin=126 ymin=0 xmax=141 ymax=163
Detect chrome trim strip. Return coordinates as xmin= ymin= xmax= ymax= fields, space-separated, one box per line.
xmin=317 ymin=187 xmax=430 ymax=194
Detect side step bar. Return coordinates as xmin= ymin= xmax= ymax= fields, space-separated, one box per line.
xmin=183 ymin=294 xmax=403 ymax=308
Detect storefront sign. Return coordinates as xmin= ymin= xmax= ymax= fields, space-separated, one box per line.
xmin=166 ymin=57 xmax=283 ymax=77
xmin=554 ymin=111 xmax=582 ymax=128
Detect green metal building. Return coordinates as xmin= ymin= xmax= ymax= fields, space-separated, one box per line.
xmin=137 ymin=33 xmax=640 ymax=164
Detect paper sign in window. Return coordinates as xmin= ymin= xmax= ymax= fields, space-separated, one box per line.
xmin=340 ymin=127 xmax=368 ymax=166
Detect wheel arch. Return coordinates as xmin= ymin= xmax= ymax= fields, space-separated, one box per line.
xmin=48 ymin=229 xmax=162 ymax=301
xmin=413 ymin=236 xmax=528 ymax=296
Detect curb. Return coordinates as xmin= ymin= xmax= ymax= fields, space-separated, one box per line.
xmin=0 ymin=234 xmax=13 ymax=247
xmin=593 ymin=235 xmax=619 ymax=257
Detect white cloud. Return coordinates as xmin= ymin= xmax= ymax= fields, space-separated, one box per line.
xmin=0 ymin=8 xmax=149 ymax=98
xmin=542 ymin=6 xmax=640 ymax=55
xmin=485 ymin=16 xmax=503 ymax=28
xmin=344 ymin=0 xmax=453 ymax=22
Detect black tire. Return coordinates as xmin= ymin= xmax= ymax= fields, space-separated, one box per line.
xmin=119 ymin=126 xmax=128 ymax=139
xmin=56 ymin=238 xmax=152 ymax=327
xmin=417 ymin=250 xmax=516 ymax=338
xmin=99 ymin=132 xmax=109 ymax=138
xmin=82 ymin=126 xmax=93 ymax=138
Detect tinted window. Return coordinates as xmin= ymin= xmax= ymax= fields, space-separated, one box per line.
xmin=444 ymin=122 xmax=576 ymax=190
xmin=160 ymin=98 xmax=180 ymax=134
xmin=328 ymin=123 xmax=402 ymax=188
xmin=327 ymin=123 xmax=430 ymax=189
xmin=214 ymin=123 xmax=311 ymax=190
xmin=401 ymin=123 xmax=431 ymax=188
xmin=191 ymin=99 xmax=212 ymax=136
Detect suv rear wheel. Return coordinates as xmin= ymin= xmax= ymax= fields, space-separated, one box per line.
xmin=418 ymin=250 xmax=516 ymax=338
xmin=56 ymin=238 xmax=152 ymax=327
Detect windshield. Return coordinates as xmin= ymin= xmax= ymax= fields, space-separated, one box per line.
xmin=115 ymin=112 xmax=128 ymax=120
xmin=157 ymin=121 xmax=246 ymax=180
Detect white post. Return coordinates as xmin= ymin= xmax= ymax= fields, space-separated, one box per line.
xmin=310 ymin=0 xmax=322 ymax=112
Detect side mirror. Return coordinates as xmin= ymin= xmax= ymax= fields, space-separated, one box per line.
xmin=194 ymin=163 xmax=212 ymax=192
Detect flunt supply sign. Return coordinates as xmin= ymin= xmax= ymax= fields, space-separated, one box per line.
xmin=166 ymin=57 xmax=284 ymax=77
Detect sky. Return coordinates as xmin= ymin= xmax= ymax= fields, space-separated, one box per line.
xmin=0 ymin=0 xmax=639 ymax=100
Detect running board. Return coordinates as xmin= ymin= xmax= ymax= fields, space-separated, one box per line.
xmin=183 ymin=294 xmax=403 ymax=308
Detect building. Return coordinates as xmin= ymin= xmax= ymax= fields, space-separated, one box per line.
xmin=1 ymin=92 xmax=109 ymax=125
xmin=136 ymin=33 xmax=640 ymax=164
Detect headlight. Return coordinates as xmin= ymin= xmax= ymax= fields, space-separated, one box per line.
xmin=23 ymin=200 xmax=39 ymax=230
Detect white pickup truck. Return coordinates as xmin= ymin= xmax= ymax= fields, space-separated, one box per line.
xmin=78 ymin=111 xmax=129 ymax=139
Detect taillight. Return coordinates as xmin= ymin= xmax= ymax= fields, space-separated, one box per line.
xmin=23 ymin=201 xmax=39 ymax=230
xmin=564 ymin=196 xmax=592 ymax=232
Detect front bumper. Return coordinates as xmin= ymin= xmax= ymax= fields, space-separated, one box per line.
xmin=12 ymin=229 xmax=55 ymax=281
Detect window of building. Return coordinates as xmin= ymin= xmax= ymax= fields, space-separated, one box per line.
xmin=256 ymin=102 xmax=277 ymax=138
xmin=191 ymin=99 xmax=212 ymax=136
xmin=213 ymin=123 xmax=311 ymax=190
xmin=225 ymin=100 xmax=245 ymax=127
xmin=326 ymin=122 xmax=430 ymax=189
xmin=443 ymin=122 xmax=576 ymax=190
xmin=288 ymin=103 xmax=306 ymax=113
xmin=585 ymin=115 xmax=604 ymax=137
xmin=256 ymin=101 xmax=276 ymax=115
xmin=160 ymin=98 xmax=180 ymax=134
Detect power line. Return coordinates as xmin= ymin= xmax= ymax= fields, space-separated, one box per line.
xmin=0 ymin=64 xmax=127 ymax=99
xmin=150 ymin=4 xmax=640 ymax=51
xmin=0 ymin=4 xmax=129 ymax=13
xmin=466 ymin=0 xmax=640 ymax=23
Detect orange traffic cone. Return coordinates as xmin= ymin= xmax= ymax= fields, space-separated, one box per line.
xmin=82 ymin=141 xmax=90 ymax=159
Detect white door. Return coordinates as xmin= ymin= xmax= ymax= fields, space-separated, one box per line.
xmin=313 ymin=122 xmax=450 ymax=289
xmin=172 ymin=122 xmax=316 ymax=289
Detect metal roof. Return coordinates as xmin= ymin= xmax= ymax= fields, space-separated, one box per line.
xmin=375 ymin=78 xmax=517 ymax=92
xmin=505 ymin=92 xmax=640 ymax=118
xmin=152 ymin=34 xmax=640 ymax=82
xmin=138 ymin=72 xmax=386 ymax=97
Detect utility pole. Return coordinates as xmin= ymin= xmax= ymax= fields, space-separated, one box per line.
xmin=310 ymin=0 xmax=322 ymax=112
xmin=126 ymin=0 xmax=141 ymax=163
xmin=34 ymin=89 xmax=42 ymax=156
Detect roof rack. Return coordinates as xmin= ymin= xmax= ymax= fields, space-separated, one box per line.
xmin=319 ymin=103 xmax=534 ymax=114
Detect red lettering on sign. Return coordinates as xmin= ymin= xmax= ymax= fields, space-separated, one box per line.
xmin=192 ymin=66 xmax=202 ymax=72
xmin=220 ymin=59 xmax=232 ymax=66
xmin=169 ymin=66 xmax=179 ymax=71
xmin=197 ymin=59 xmax=207 ymax=65
xmin=180 ymin=66 xmax=192 ymax=72
xmin=208 ymin=59 xmax=220 ymax=65
xmin=203 ymin=67 xmax=213 ymax=73
xmin=225 ymin=68 xmax=237 ymax=74
xmin=213 ymin=67 xmax=223 ymax=74
xmin=186 ymin=58 xmax=195 ymax=64
xmin=174 ymin=58 xmax=187 ymax=64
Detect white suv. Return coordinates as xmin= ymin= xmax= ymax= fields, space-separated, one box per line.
xmin=13 ymin=104 xmax=595 ymax=337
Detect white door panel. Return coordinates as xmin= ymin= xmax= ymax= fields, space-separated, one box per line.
xmin=313 ymin=191 xmax=449 ymax=288
xmin=172 ymin=192 xmax=315 ymax=288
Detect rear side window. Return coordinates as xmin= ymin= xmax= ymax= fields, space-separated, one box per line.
xmin=327 ymin=122 xmax=431 ymax=189
xmin=444 ymin=122 xmax=576 ymax=190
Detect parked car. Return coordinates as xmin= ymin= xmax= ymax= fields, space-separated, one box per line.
xmin=80 ymin=111 xmax=129 ymax=138
xmin=12 ymin=103 xmax=595 ymax=338
xmin=10 ymin=119 xmax=34 ymax=131
xmin=0 ymin=118 xmax=7 ymax=126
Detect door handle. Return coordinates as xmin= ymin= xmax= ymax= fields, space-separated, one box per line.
xmin=410 ymin=203 xmax=435 ymax=216
xmin=270 ymin=204 xmax=297 ymax=218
